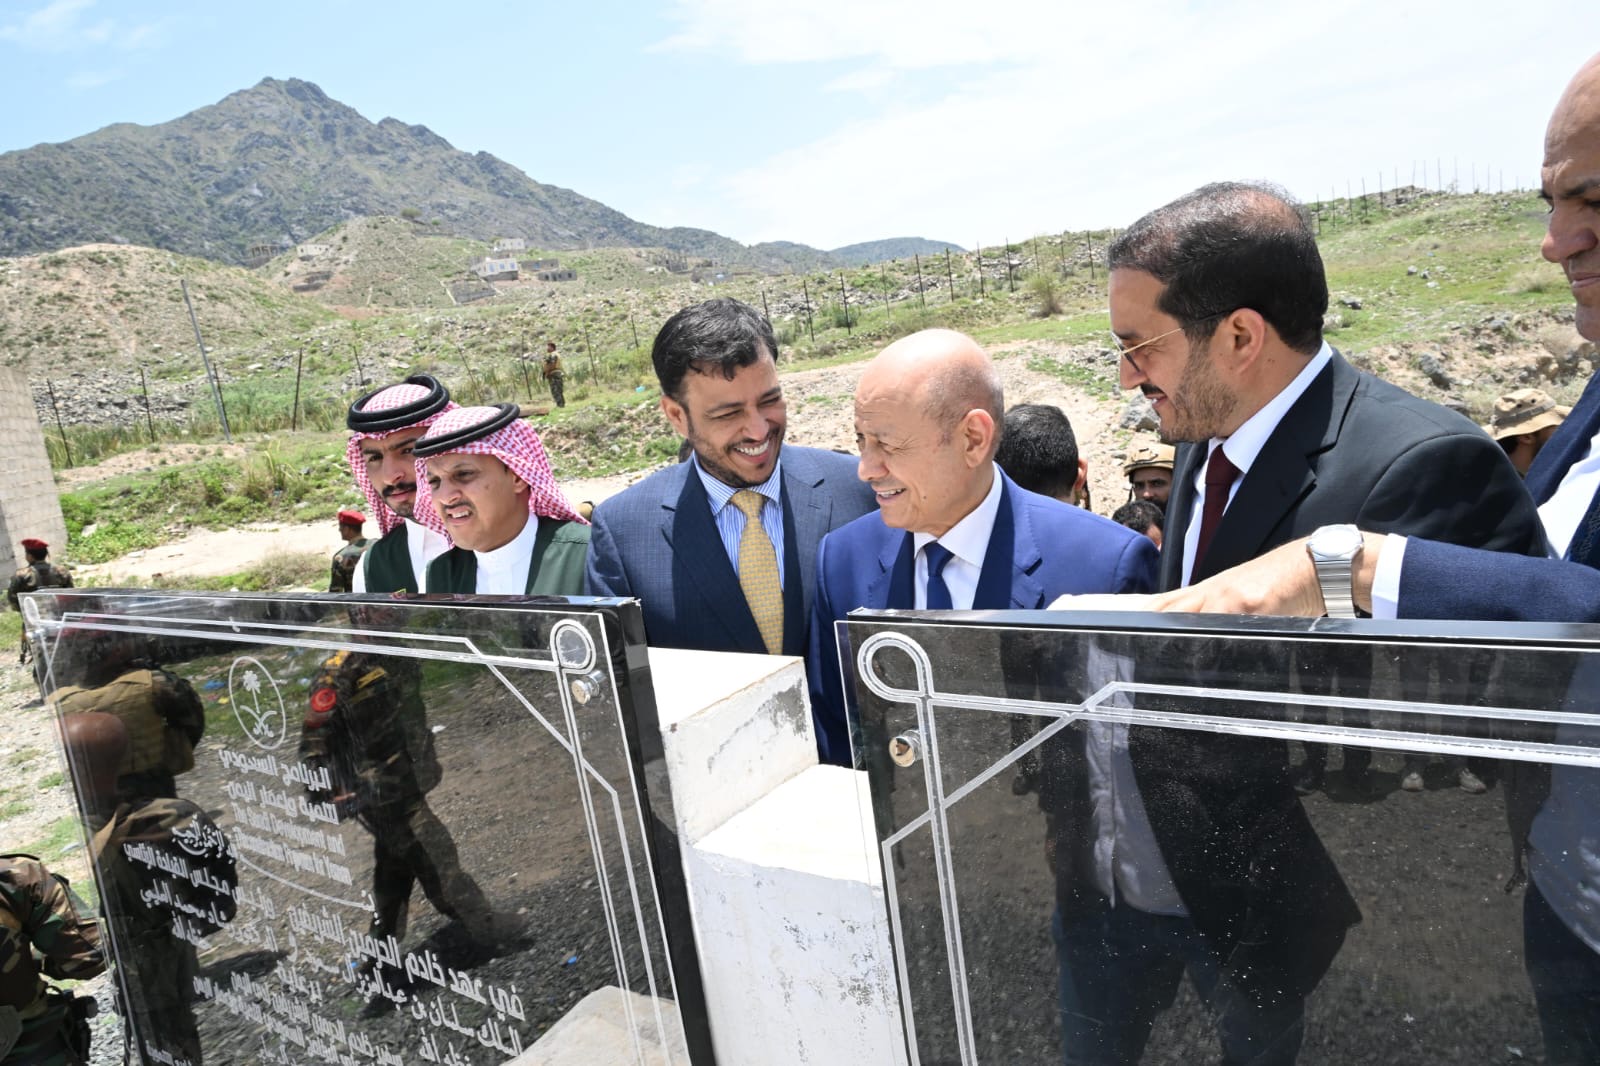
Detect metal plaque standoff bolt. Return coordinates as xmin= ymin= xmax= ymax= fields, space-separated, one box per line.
xmin=569 ymin=669 xmax=607 ymax=705
xmin=889 ymin=732 xmax=922 ymax=768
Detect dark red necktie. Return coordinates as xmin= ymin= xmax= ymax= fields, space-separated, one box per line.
xmin=1192 ymin=446 xmax=1240 ymax=575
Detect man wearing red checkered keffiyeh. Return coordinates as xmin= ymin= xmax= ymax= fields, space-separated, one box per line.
xmin=412 ymin=404 xmax=590 ymax=595
xmin=343 ymin=375 xmax=457 ymax=594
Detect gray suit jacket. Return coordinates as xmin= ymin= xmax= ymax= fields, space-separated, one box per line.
xmin=585 ymin=446 xmax=876 ymax=655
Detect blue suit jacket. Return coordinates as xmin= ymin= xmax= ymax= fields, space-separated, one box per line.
xmin=807 ymin=472 xmax=1159 ymax=765
xmin=1402 ymin=369 xmax=1600 ymax=621
xmin=585 ymin=446 xmax=877 ymax=655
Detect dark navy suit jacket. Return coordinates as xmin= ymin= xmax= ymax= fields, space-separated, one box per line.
xmin=1401 ymin=368 xmax=1600 ymax=620
xmin=584 ymin=446 xmax=876 ymax=655
xmin=807 ymin=471 xmax=1159 ymax=765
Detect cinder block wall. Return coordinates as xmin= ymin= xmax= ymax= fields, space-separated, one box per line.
xmin=0 ymin=368 xmax=68 ymax=578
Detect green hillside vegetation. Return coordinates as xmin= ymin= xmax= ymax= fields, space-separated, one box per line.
xmin=0 ymin=244 xmax=336 ymax=371
xmin=40 ymin=188 xmax=1586 ymax=572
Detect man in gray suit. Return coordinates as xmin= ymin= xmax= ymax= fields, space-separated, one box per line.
xmin=586 ymin=298 xmax=875 ymax=656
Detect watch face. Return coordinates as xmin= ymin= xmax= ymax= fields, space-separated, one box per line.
xmin=1312 ymin=524 xmax=1363 ymax=557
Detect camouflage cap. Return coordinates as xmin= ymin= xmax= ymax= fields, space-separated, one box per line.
xmin=1487 ymin=388 xmax=1570 ymax=441
xmin=1123 ymin=440 xmax=1176 ymax=477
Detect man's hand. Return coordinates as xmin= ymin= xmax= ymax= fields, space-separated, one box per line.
xmin=1149 ymin=533 xmax=1387 ymax=617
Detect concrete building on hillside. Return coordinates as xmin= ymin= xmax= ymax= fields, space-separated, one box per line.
xmin=469 ymin=257 xmax=520 ymax=282
xmin=0 ymin=369 xmax=67 ymax=580
xmin=493 ymin=238 xmax=528 ymax=254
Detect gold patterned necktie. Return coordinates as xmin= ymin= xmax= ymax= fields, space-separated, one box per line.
xmin=732 ymin=490 xmax=783 ymax=654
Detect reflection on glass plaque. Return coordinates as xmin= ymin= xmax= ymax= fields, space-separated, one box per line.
xmin=29 ymin=590 xmax=706 ymax=1066
xmin=844 ymin=611 xmax=1600 ymax=1066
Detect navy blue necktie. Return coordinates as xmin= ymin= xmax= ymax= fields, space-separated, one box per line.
xmin=924 ymin=543 xmax=954 ymax=610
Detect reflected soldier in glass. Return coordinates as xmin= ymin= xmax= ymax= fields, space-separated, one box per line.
xmin=64 ymin=712 xmax=235 ymax=1066
xmin=0 ymin=850 xmax=104 ymax=1065
xmin=49 ymin=630 xmax=203 ymax=801
xmin=300 ymin=637 xmax=499 ymax=963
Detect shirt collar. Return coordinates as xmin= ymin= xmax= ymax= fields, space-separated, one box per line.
xmin=1208 ymin=341 xmax=1332 ymax=474
xmin=474 ymin=511 xmax=540 ymax=578
xmin=693 ymin=453 xmax=784 ymax=513
xmin=913 ymin=463 xmax=1004 ymax=567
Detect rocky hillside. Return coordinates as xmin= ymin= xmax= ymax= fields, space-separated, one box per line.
xmin=0 ymin=78 xmax=834 ymax=271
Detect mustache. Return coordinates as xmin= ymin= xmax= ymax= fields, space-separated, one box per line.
xmin=382 ymin=481 xmax=417 ymax=497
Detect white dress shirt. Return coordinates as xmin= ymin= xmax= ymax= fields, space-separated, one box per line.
xmin=352 ymin=518 xmax=450 ymax=594
xmin=471 ymin=513 xmax=540 ymax=595
xmin=912 ymin=466 xmax=1004 ymax=610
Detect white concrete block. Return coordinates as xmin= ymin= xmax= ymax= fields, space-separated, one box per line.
xmin=686 ymin=766 xmax=906 ymax=1066
xmin=508 ymin=985 xmax=688 ymax=1065
xmin=647 ymin=647 xmax=816 ymax=845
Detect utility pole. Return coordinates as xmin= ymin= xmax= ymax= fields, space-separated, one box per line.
xmin=181 ymin=278 xmax=230 ymax=441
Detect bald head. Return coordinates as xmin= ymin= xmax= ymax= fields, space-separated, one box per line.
xmin=1542 ymin=53 xmax=1600 ymax=343
xmin=60 ymin=711 xmax=130 ymax=801
xmin=1549 ymin=53 xmax=1600 ymax=149
xmin=854 ymin=330 xmax=1004 ymax=537
xmin=861 ymin=329 xmax=1004 ymax=444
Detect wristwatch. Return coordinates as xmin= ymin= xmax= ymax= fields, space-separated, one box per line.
xmin=1306 ymin=524 xmax=1363 ymax=618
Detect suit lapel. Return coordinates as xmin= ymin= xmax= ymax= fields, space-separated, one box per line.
xmin=975 ymin=476 xmax=1044 ymax=608
xmin=785 ymin=451 xmax=830 ymax=611
xmin=665 ymin=469 xmax=765 ymax=652
xmin=1188 ymin=355 xmax=1348 ymax=584
xmin=871 ymin=529 xmax=917 ymax=609
xmin=1160 ymin=443 xmax=1203 ymax=591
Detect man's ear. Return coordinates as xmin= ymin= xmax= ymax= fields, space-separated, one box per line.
xmin=961 ymin=409 xmax=997 ymax=468
xmin=1073 ymin=458 xmax=1089 ymax=494
xmin=660 ymin=394 xmax=689 ymax=437
xmin=1214 ymin=308 xmax=1270 ymax=373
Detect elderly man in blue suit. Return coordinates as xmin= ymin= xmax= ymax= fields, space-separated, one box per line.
xmin=808 ymin=328 xmax=1159 ymax=766
xmin=585 ymin=297 xmax=875 ymax=656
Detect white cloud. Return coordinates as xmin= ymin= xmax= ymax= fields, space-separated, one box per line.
xmin=823 ymin=67 xmax=894 ymax=93
xmin=64 ymin=67 xmax=120 ymax=89
xmin=647 ymin=0 xmax=1596 ymax=248
xmin=0 ymin=0 xmax=165 ymax=53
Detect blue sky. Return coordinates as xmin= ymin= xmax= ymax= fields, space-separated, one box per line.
xmin=0 ymin=0 xmax=1594 ymax=250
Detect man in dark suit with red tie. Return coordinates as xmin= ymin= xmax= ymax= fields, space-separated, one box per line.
xmin=1158 ymin=54 xmax=1600 ymax=1064
xmin=1041 ymin=181 xmax=1545 ymax=1066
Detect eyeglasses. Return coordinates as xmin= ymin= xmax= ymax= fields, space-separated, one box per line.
xmin=1111 ymin=310 xmax=1232 ymax=375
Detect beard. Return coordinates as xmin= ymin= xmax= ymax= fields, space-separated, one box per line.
xmin=381 ymin=480 xmax=417 ymax=519
xmin=685 ymin=422 xmax=785 ymax=489
xmin=1155 ymin=341 xmax=1236 ymax=444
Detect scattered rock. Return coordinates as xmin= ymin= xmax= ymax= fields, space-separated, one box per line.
xmin=1119 ymin=397 xmax=1159 ymax=432
xmin=1416 ymin=353 xmax=1453 ymax=389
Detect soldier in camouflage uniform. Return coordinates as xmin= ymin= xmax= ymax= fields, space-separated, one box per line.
xmin=63 ymin=713 xmax=232 ymax=1066
xmin=50 ymin=633 xmax=204 ymax=802
xmin=7 ymin=541 xmax=72 ymax=665
xmin=302 ymin=646 xmax=497 ymax=956
xmin=328 ymin=510 xmax=371 ymax=593
xmin=541 ymin=342 xmax=565 ymax=408
xmin=0 ymin=853 xmax=105 ymax=1065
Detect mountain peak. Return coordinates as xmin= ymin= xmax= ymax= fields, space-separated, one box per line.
xmin=0 ymin=79 xmax=834 ymax=272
